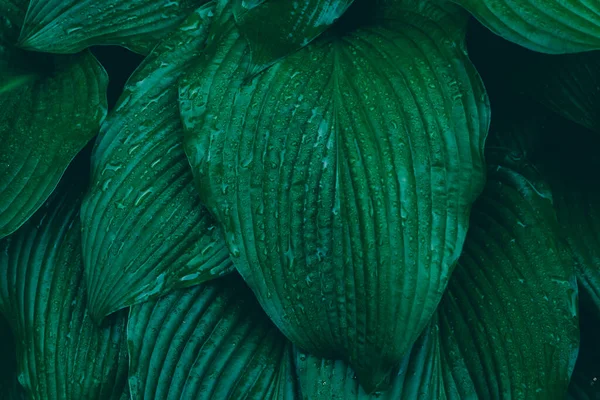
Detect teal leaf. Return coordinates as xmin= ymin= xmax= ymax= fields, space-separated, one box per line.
xmin=451 ymin=0 xmax=600 ymax=53
xmin=127 ymin=275 xmax=298 ymax=400
xmin=232 ymin=0 xmax=354 ymax=73
xmin=0 ymin=179 xmax=129 ymax=400
xmin=80 ymin=4 xmax=232 ymax=323
xmin=180 ymin=0 xmax=489 ymax=392
xmin=18 ymin=0 xmax=210 ymax=54
xmin=0 ymin=37 xmax=107 ymax=238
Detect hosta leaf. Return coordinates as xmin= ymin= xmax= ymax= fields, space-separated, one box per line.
xmin=0 ymin=178 xmax=129 ymax=400
xmin=294 ymin=319 xmax=444 ymax=399
xmin=80 ymin=4 xmax=232 ymax=323
xmin=0 ymin=47 xmax=107 ymax=239
xmin=180 ymin=0 xmax=489 ymax=391
xmin=127 ymin=275 xmax=298 ymax=400
xmin=438 ymin=146 xmax=579 ymax=399
xmin=0 ymin=315 xmax=25 ymax=399
xmin=451 ymin=0 xmax=600 ymax=53
xmin=232 ymin=0 xmax=354 ymax=73
xmin=18 ymin=0 xmax=209 ymax=54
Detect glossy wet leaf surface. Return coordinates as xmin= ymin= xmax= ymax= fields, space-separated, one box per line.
xmin=180 ymin=0 xmax=489 ymax=391
xmin=0 ymin=179 xmax=129 ymax=400
xmin=80 ymin=4 xmax=232 ymax=323
xmin=18 ymin=0 xmax=209 ymax=54
xmin=0 ymin=10 xmax=107 ymax=238
xmin=127 ymin=275 xmax=298 ymax=400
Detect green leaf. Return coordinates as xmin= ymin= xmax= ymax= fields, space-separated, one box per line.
xmin=0 ymin=179 xmax=129 ymax=400
xmin=294 ymin=319 xmax=444 ymax=399
xmin=17 ymin=0 xmax=209 ymax=54
xmin=451 ymin=0 xmax=600 ymax=53
xmin=0 ymin=39 xmax=107 ymax=239
xmin=127 ymin=275 xmax=298 ymax=400
xmin=80 ymin=4 xmax=232 ymax=323
xmin=437 ymin=144 xmax=579 ymax=399
xmin=232 ymin=0 xmax=354 ymax=73
xmin=180 ymin=0 xmax=489 ymax=392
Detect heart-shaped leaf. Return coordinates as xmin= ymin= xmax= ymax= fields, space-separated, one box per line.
xmin=80 ymin=4 xmax=232 ymax=323
xmin=180 ymin=0 xmax=489 ymax=391
xmin=18 ymin=0 xmax=209 ymax=54
xmin=127 ymin=275 xmax=298 ymax=400
xmin=0 ymin=178 xmax=129 ymax=400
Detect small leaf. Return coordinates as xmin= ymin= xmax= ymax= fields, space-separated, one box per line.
xmin=180 ymin=0 xmax=489 ymax=392
xmin=80 ymin=4 xmax=232 ymax=323
xmin=451 ymin=0 xmax=600 ymax=53
xmin=127 ymin=275 xmax=298 ymax=400
xmin=18 ymin=0 xmax=209 ymax=54
xmin=0 ymin=35 xmax=107 ymax=238
xmin=0 ymin=179 xmax=129 ymax=400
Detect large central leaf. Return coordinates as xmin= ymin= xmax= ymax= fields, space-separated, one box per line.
xmin=180 ymin=0 xmax=489 ymax=391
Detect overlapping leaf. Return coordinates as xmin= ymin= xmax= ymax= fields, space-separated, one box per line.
xmin=17 ymin=0 xmax=209 ymax=54
xmin=232 ymin=0 xmax=354 ymax=73
xmin=451 ymin=0 xmax=600 ymax=53
xmin=0 ymin=179 xmax=129 ymax=400
xmin=127 ymin=275 xmax=298 ymax=400
xmin=180 ymin=0 xmax=489 ymax=391
xmin=80 ymin=4 xmax=232 ymax=323
xmin=0 ymin=1 xmax=107 ymax=239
